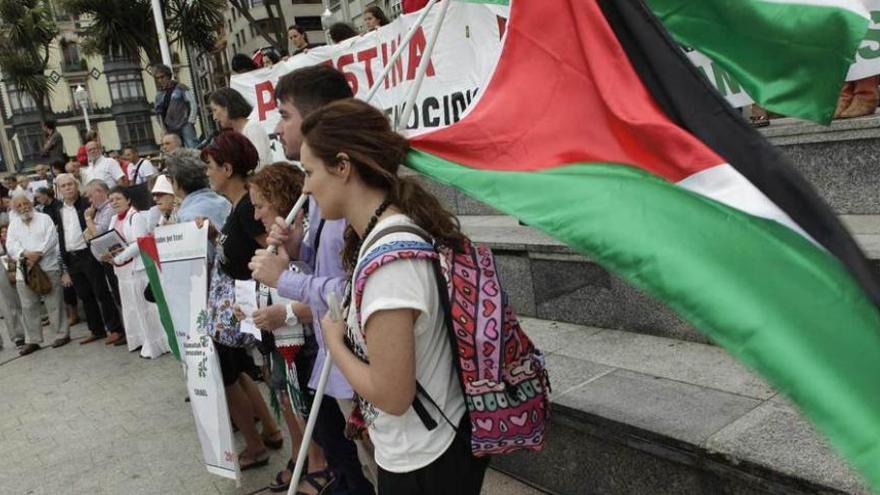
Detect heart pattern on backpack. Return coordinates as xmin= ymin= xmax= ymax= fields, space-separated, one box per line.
xmin=482 ymin=299 xmax=497 ymax=317
xmin=476 ymin=418 xmax=494 ymax=431
xmin=510 ymin=411 xmax=529 ymax=427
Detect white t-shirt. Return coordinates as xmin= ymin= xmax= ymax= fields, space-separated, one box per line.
xmin=83 ymin=156 xmax=125 ymax=188
xmin=346 ymin=214 xmax=465 ymax=473
xmin=243 ymin=119 xmax=272 ymax=168
xmin=127 ymin=158 xmax=157 ymax=185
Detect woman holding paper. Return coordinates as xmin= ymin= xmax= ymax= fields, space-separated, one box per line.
xmin=242 ymin=163 xmax=332 ymax=492
xmin=106 ymin=186 xmax=170 ymax=359
xmin=202 ymin=131 xmax=283 ymax=471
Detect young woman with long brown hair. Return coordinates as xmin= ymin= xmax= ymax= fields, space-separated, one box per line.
xmin=301 ymin=98 xmax=487 ymax=494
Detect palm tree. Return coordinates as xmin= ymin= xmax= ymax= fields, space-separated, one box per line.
xmin=62 ymin=0 xmax=284 ymax=65
xmin=58 ymin=0 xmax=160 ymax=64
xmin=0 ymin=0 xmax=59 ymax=122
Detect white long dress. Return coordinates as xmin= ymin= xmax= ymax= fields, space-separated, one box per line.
xmin=112 ymin=208 xmax=170 ymax=359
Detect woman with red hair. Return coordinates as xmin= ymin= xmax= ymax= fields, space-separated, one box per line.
xmin=202 ymin=131 xmax=284 ymax=470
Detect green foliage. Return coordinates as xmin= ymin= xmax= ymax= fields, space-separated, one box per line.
xmin=61 ymin=0 xmax=227 ymax=64
xmin=0 ymin=0 xmax=59 ymax=116
xmin=165 ymin=0 xmax=226 ymax=54
xmin=58 ymin=0 xmax=159 ymax=63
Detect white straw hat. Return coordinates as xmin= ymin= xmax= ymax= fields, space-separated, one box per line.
xmin=151 ymin=175 xmax=174 ymax=195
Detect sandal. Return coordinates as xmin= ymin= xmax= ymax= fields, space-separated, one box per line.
xmin=268 ymin=459 xmax=297 ymax=492
xmin=262 ymin=429 xmax=284 ymax=450
xmin=297 ymin=469 xmax=335 ymax=495
xmin=238 ymin=449 xmax=270 ymax=471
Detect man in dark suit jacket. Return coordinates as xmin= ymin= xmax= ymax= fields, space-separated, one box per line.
xmin=48 ymin=174 xmax=125 ymax=345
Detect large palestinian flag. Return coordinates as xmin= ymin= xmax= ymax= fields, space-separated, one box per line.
xmin=407 ymin=0 xmax=880 ymax=488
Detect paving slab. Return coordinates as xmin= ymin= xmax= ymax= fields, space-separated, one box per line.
xmin=553 ymin=329 xmax=774 ymax=400
xmin=556 ymin=369 xmax=761 ymax=446
xmin=707 ymin=397 xmax=870 ymax=495
xmin=519 ymin=317 xmax=601 ymax=355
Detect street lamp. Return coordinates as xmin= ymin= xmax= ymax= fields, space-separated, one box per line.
xmin=74 ymin=84 xmax=90 ymax=132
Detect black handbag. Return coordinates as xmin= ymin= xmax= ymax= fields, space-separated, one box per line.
xmin=127 ymin=159 xmax=153 ymax=211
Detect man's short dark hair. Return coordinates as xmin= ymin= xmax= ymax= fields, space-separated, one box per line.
xmin=329 ymin=22 xmax=358 ymax=44
xmin=43 ymin=120 xmax=57 ymax=131
xmin=49 ymin=158 xmax=65 ymax=173
xmin=154 ymin=64 xmax=173 ymax=79
xmin=208 ymin=88 xmax=253 ymax=120
xmin=231 ymin=53 xmax=258 ymax=74
xmin=275 ymin=65 xmax=353 ymax=117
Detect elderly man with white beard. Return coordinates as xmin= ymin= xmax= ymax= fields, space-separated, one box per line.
xmin=6 ymin=192 xmax=69 ymax=356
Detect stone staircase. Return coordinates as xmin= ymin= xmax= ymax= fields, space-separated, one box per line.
xmin=404 ymin=117 xmax=880 ymax=494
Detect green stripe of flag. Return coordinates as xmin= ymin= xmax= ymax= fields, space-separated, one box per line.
xmin=646 ymin=0 xmax=869 ymax=123
xmin=139 ymin=251 xmax=181 ymax=360
xmin=407 ymin=148 xmax=880 ymax=486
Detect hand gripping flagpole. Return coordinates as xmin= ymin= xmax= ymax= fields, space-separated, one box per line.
xmin=285 ymin=4 xmax=449 ymax=493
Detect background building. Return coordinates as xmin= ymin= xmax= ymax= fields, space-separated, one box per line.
xmin=0 ymin=3 xmax=201 ymax=172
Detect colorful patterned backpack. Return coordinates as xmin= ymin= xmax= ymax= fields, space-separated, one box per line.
xmin=352 ymin=224 xmax=551 ymax=456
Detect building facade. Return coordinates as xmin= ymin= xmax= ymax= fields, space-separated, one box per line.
xmin=0 ymin=4 xmax=201 ymax=172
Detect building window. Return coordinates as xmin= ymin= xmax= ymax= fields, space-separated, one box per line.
xmin=117 ymin=114 xmax=156 ymax=148
xmin=17 ymin=124 xmax=43 ymax=162
xmin=294 ymin=16 xmax=323 ymax=32
xmin=105 ymin=44 xmax=136 ymax=63
xmin=61 ymin=41 xmax=83 ymax=71
xmin=107 ymin=72 xmax=146 ymax=103
xmin=6 ymin=84 xmax=37 ymax=115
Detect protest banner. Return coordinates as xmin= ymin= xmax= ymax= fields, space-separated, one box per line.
xmin=685 ymin=49 xmax=754 ymax=108
xmin=231 ymin=1 xmax=509 ymax=139
xmin=848 ymin=0 xmax=880 ymax=81
xmin=154 ymin=222 xmax=239 ymax=483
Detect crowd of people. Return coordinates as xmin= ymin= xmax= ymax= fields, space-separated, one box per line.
xmin=0 ymin=23 xmax=492 ymax=489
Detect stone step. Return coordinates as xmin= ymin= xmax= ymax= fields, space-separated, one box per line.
xmin=758 ymin=114 xmax=880 ymax=215
xmin=496 ymin=317 xmax=868 ymax=494
xmin=458 ymin=214 xmax=880 ymax=344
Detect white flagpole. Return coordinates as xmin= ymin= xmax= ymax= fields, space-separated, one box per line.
xmin=397 ymin=0 xmax=451 ymax=130
xmin=365 ymin=0 xmax=440 ymax=102
xmin=287 ymin=292 xmax=343 ymax=495
xmin=150 ymin=0 xmax=173 ymax=67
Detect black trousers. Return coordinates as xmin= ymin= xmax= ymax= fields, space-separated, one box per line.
xmin=313 ymin=397 xmax=375 ymax=495
xmin=377 ymin=416 xmax=489 ymax=495
xmin=67 ymin=249 xmax=123 ymax=336
xmin=102 ymin=262 xmax=122 ymax=308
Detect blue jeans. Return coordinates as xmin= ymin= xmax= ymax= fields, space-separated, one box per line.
xmin=178 ymin=123 xmax=198 ymax=149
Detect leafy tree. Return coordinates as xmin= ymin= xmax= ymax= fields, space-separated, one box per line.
xmin=62 ymin=0 xmax=286 ymax=65
xmin=0 ymin=0 xmax=59 ymax=121
xmin=60 ymin=0 xmax=224 ymax=63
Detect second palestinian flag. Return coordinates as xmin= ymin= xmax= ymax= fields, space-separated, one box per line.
xmin=407 ymin=0 xmax=880 ymax=489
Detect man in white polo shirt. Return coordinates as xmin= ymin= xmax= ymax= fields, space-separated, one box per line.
xmin=83 ymin=140 xmax=129 ymax=188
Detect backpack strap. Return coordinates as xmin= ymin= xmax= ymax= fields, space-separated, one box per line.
xmin=352 ymin=224 xmax=463 ymax=432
